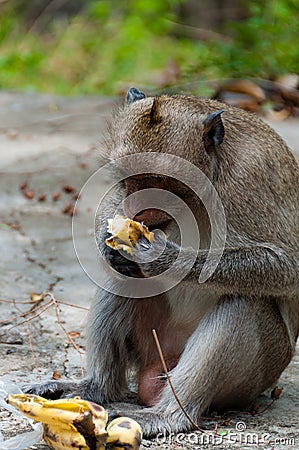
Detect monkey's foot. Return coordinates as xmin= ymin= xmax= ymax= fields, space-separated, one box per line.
xmin=22 ymin=380 xmax=81 ymax=400
xmin=108 ymin=403 xmax=193 ymax=437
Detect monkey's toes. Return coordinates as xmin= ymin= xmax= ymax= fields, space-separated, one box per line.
xmin=22 ymin=380 xmax=79 ymax=400
xmin=108 ymin=405 xmax=174 ymax=438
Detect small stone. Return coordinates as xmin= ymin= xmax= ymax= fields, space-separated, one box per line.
xmin=0 ymin=328 xmax=23 ymax=345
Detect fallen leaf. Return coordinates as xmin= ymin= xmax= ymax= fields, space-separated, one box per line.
xmin=222 ymin=418 xmax=231 ymax=426
xmin=62 ymin=201 xmax=75 ymax=216
xmin=271 ymin=386 xmax=283 ymax=400
xmin=29 ymin=292 xmax=44 ymax=302
xmin=19 ymin=181 xmax=28 ymax=191
xmin=63 ymin=184 xmax=76 ymax=193
xmin=23 ymin=189 xmax=35 ymax=199
xmin=69 ymin=331 xmax=81 ymax=338
xmin=37 ymin=194 xmax=46 ymax=202
xmin=52 ymin=370 xmax=61 ymax=380
xmin=52 ymin=192 xmax=61 ymax=201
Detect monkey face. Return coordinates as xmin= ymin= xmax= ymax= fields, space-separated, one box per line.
xmin=122 ymin=173 xmax=199 ymax=230
xmin=123 ymin=174 xmax=175 ymax=228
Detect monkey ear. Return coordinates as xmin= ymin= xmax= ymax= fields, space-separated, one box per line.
xmin=127 ymin=87 xmax=146 ymax=104
xmin=202 ymin=110 xmax=225 ymax=149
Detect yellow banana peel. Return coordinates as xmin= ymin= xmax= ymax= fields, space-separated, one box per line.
xmin=7 ymin=394 xmax=142 ymax=450
xmin=106 ymin=214 xmax=154 ymax=255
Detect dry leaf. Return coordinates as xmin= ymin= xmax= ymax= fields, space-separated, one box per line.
xmin=52 ymin=370 xmax=61 ymax=380
xmin=19 ymin=181 xmax=28 ymax=191
xmin=23 ymin=189 xmax=35 ymax=199
xmin=29 ymin=292 xmax=45 ymax=302
xmin=63 ymin=184 xmax=76 ymax=193
xmin=62 ymin=202 xmax=75 ymax=216
xmin=52 ymin=192 xmax=61 ymax=201
xmin=271 ymin=386 xmax=283 ymax=400
xmin=69 ymin=331 xmax=81 ymax=338
xmin=220 ymin=418 xmax=231 ymax=426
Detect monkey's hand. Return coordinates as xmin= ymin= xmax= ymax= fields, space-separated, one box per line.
xmin=22 ymin=380 xmax=82 ymax=400
xmin=23 ymin=379 xmax=115 ymax=404
xmin=103 ymin=234 xmax=144 ymax=278
xmin=134 ymin=231 xmax=180 ymax=277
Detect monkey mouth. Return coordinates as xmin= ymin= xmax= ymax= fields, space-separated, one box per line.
xmin=133 ymin=209 xmax=172 ymax=230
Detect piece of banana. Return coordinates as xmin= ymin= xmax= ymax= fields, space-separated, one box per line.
xmin=7 ymin=394 xmax=108 ymax=450
xmin=106 ymin=214 xmax=154 ymax=255
xmin=7 ymin=394 xmax=142 ymax=450
xmin=106 ymin=417 xmax=142 ymax=450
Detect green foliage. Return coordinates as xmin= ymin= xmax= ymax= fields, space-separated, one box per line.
xmin=223 ymin=0 xmax=299 ymax=77
xmin=0 ymin=0 xmax=298 ymax=95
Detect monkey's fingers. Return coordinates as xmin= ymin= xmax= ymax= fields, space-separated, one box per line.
xmin=22 ymin=380 xmax=80 ymax=400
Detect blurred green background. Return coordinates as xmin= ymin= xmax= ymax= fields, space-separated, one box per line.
xmin=0 ymin=0 xmax=298 ymax=96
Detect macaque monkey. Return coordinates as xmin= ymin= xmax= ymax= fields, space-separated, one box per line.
xmin=26 ymin=88 xmax=299 ymax=437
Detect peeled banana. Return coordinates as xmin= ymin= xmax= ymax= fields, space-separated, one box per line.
xmin=7 ymin=394 xmax=142 ymax=450
xmin=106 ymin=214 xmax=154 ymax=255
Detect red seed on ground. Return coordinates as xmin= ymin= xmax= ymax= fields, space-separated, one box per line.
xmin=23 ymin=189 xmax=34 ymax=199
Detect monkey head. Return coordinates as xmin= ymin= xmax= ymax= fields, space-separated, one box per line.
xmin=109 ymin=88 xmax=225 ymax=228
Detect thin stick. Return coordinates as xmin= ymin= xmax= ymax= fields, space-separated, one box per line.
xmin=58 ymin=300 xmax=89 ymax=311
xmin=152 ymin=329 xmax=205 ymax=432
xmin=0 ymin=297 xmax=89 ymax=310
xmin=2 ymin=292 xmax=86 ymax=374
xmin=0 ymin=295 xmax=51 ymax=325
xmin=251 ymin=399 xmax=276 ymax=415
xmin=50 ymin=294 xmax=85 ymax=376
xmin=0 ymin=299 xmax=34 ymax=304
xmin=5 ymin=300 xmax=54 ymax=328
xmin=27 ymin=321 xmax=38 ymax=371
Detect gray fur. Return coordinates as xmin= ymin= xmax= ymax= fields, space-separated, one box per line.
xmin=25 ymin=92 xmax=299 ymax=437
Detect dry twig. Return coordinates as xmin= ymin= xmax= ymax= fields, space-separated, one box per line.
xmin=1 ymin=292 xmax=88 ymax=375
xmin=152 ymin=328 xmax=205 ymax=432
xmin=27 ymin=321 xmax=38 ymax=371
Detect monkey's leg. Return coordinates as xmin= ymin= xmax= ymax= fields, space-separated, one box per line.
xmin=24 ymin=289 xmax=135 ymax=403
xmin=80 ymin=289 xmax=137 ymax=404
xmin=110 ymin=295 xmax=293 ymax=437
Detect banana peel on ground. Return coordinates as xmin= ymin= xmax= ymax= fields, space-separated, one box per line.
xmin=7 ymin=394 xmax=142 ymax=450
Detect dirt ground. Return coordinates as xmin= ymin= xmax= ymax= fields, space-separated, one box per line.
xmin=0 ymin=91 xmax=298 ymax=450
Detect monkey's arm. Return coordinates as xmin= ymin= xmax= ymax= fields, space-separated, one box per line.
xmin=135 ymin=238 xmax=298 ymax=297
